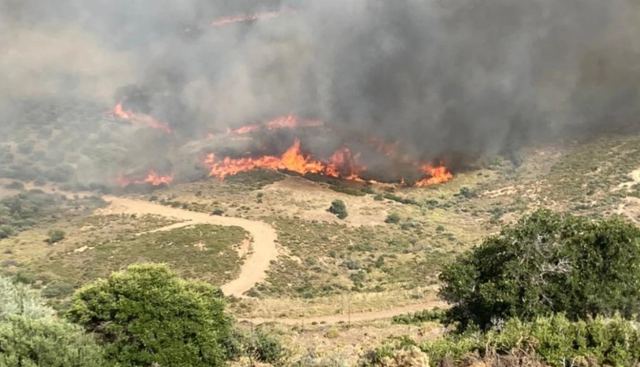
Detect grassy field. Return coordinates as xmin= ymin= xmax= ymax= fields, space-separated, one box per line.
xmin=0 ymin=213 xmax=247 ymax=303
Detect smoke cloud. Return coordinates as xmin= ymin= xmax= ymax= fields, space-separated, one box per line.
xmin=1 ymin=0 xmax=639 ymax=186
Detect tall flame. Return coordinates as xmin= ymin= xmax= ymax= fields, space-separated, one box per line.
xmin=415 ymin=164 xmax=453 ymax=187
xmin=112 ymin=103 xmax=172 ymax=134
xmin=204 ymin=138 xmax=453 ymax=186
xmin=117 ymin=170 xmax=174 ymax=187
xmin=204 ymin=139 xmax=363 ymax=180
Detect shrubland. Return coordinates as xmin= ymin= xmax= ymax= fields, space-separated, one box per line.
xmin=361 ymin=209 xmax=640 ymax=366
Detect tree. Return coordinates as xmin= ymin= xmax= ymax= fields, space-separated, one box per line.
xmin=0 ymin=276 xmax=106 ymax=367
xmin=439 ymin=210 xmax=640 ymax=329
xmin=328 ymin=199 xmax=348 ymax=219
xmin=67 ymin=263 xmax=232 ymax=367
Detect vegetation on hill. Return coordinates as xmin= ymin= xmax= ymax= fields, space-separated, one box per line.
xmin=362 ymin=210 xmax=640 ymax=366
xmin=0 ymin=189 xmax=104 ymax=239
xmin=67 ymin=263 xmax=233 ymax=367
xmin=0 ymin=275 xmax=107 ymax=367
xmin=440 ymin=209 xmax=640 ymax=330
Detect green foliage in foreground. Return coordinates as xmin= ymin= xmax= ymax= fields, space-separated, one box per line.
xmin=67 ymin=263 xmax=232 ymax=367
xmin=362 ymin=315 xmax=640 ymax=367
xmin=440 ymin=209 xmax=640 ymax=329
xmin=422 ymin=314 xmax=640 ymax=367
xmin=0 ymin=276 xmax=106 ymax=367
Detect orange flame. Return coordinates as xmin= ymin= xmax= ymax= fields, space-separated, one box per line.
xmin=415 ymin=164 xmax=453 ymax=187
xmin=112 ymin=103 xmax=172 ymax=134
xmin=326 ymin=147 xmax=366 ymax=180
xmin=117 ymin=170 xmax=174 ymax=187
xmin=204 ymin=139 xmax=364 ymax=180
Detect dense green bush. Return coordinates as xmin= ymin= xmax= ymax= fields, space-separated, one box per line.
xmin=439 ymin=210 xmax=640 ymax=329
xmin=0 ymin=316 xmax=107 ymax=367
xmin=328 ymin=199 xmax=348 ymax=219
xmin=67 ymin=263 xmax=233 ymax=367
xmin=245 ymin=329 xmax=289 ymax=366
xmin=0 ymin=276 xmax=106 ymax=367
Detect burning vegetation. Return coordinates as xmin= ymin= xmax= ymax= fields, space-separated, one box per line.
xmin=203 ymin=137 xmax=452 ymax=186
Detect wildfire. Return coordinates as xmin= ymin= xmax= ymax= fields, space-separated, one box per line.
xmin=204 ymin=139 xmax=364 ymax=180
xmin=204 ymin=136 xmax=453 ymax=186
xmin=211 ymin=10 xmax=282 ymax=27
xmin=416 ymin=164 xmax=454 ymax=187
xmin=112 ymin=103 xmax=172 ymax=134
xmin=117 ymin=170 xmax=174 ymax=187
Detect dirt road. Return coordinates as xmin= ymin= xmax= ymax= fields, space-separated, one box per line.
xmin=99 ymin=196 xmax=278 ymax=298
xmin=240 ymin=300 xmax=448 ymax=325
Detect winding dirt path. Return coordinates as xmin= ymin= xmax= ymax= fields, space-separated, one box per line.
xmin=99 ymin=196 xmax=278 ymax=298
xmin=98 ymin=196 xmax=446 ymax=323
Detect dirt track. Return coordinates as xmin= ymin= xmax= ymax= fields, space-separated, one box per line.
xmin=240 ymin=300 xmax=448 ymax=325
xmin=99 ymin=196 xmax=445 ymax=323
xmin=99 ymin=196 xmax=278 ymax=298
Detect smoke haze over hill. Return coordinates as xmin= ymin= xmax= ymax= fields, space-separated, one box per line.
xmin=1 ymin=0 xmax=639 ymax=185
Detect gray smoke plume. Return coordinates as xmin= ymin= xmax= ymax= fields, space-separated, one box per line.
xmin=0 ymin=0 xmax=639 ymax=186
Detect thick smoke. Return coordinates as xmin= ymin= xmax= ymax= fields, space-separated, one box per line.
xmin=0 ymin=0 xmax=639 ymax=185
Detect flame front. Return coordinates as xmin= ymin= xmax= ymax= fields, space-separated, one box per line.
xmin=204 ymin=139 xmax=363 ymax=180
xmin=117 ymin=170 xmax=174 ymax=187
xmin=113 ymin=103 xmax=172 ymax=134
xmin=204 ymin=138 xmax=453 ymax=186
xmin=416 ymin=164 xmax=453 ymax=187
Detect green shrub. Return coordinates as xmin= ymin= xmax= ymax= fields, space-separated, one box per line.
xmin=328 ymin=199 xmax=348 ymax=219
xmin=246 ymin=329 xmax=289 ymax=366
xmin=392 ymin=308 xmax=445 ymax=325
xmin=421 ymin=314 xmax=640 ymax=367
xmin=0 ymin=275 xmax=106 ymax=366
xmin=385 ymin=213 xmax=401 ymax=224
xmin=46 ymin=229 xmax=66 ymax=244
xmin=0 ymin=316 xmax=107 ymax=367
xmin=439 ymin=210 xmax=640 ymax=329
xmin=41 ymin=280 xmax=75 ymax=299
xmin=67 ymin=263 xmax=232 ymax=367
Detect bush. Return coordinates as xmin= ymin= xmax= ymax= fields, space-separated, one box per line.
xmin=328 ymin=199 xmax=348 ymax=219
xmin=67 ymin=263 xmax=232 ymax=367
xmin=0 ymin=225 xmax=14 ymax=239
xmin=385 ymin=213 xmax=401 ymax=224
xmin=246 ymin=329 xmax=289 ymax=365
xmin=46 ymin=229 xmax=66 ymax=244
xmin=0 ymin=316 xmax=107 ymax=367
xmin=392 ymin=308 xmax=445 ymax=325
xmin=421 ymin=314 xmax=640 ymax=367
xmin=439 ymin=210 xmax=640 ymax=330
xmin=0 ymin=275 xmax=106 ymax=367
xmin=41 ymin=280 xmax=75 ymax=298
